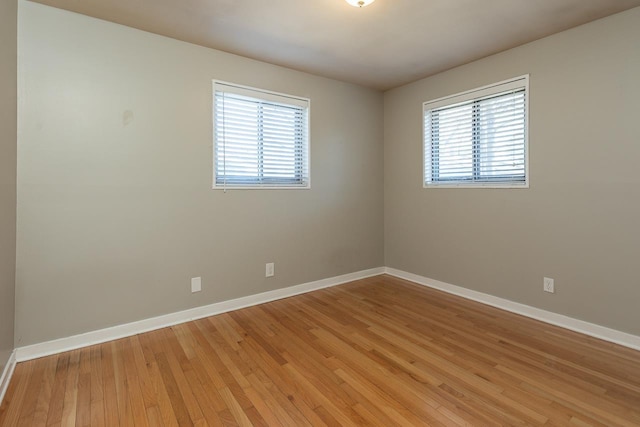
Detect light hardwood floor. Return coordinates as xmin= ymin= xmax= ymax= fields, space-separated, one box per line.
xmin=1 ymin=275 xmax=639 ymax=426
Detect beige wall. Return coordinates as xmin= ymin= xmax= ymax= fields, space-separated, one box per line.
xmin=16 ymin=1 xmax=640 ymax=347
xmin=385 ymin=7 xmax=640 ymax=335
xmin=16 ymin=2 xmax=384 ymax=346
xmin=0 ymin=0 xmax=17 ymax=370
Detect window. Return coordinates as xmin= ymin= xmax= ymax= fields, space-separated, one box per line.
xmin=213 ymin=81 xmax=310 ymax=189
xmin=423 ymin=75 xmax=528 ymax=188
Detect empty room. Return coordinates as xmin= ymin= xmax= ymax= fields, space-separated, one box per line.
xmin=1 ymin=0 xmax=640 ymax=425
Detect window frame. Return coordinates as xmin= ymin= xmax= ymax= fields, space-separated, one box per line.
xmin=212 ymin=80 xmax=311 ymax=190
xmin=422 ymin=75 xmax=529 ymax=189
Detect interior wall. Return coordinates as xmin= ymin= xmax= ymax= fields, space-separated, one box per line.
xmin=0 ymin=0 xmax=17 ymax=369
xmin=384 ymin=7 xmax=640 ymax=335
xmin=16 ymin=1 xmax=640 ymax=348
xmin=16 ymin=1 xmax=384 ymax=346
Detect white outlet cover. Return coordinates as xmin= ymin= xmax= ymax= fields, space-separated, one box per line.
xmin=543 ymin=277 xmax=554 ymax=293
xmin=266 ymin=263 xmax=275 ymax=277
xmin=191 ymin=277 xmax=202 ymax=293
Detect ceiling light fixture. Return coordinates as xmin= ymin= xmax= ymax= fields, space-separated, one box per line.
xmin=345 ymin=0 xmax=375 ymax=7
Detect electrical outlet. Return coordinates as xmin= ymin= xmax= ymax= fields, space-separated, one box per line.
xmin=265 ymin=263 xmax=275 ymax=278
xmin=191 ymin=277 xmax=202 ymax=293
xmin=543 ymin=277 xmax=554 ymax=293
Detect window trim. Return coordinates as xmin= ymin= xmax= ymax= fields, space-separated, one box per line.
xmin=212 ymin=80 xmax=311 ymax=190
xmin=422 ymin=75 xmax=529 ymax=189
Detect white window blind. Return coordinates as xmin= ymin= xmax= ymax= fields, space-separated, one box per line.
xmin=213 ymin=82 xmax=310 ymax=189
xmin=423 ymin=76 xmax=528 ymax=187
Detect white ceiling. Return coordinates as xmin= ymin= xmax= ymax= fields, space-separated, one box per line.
xmin=29 ymin=0 xmax=640 ymax=90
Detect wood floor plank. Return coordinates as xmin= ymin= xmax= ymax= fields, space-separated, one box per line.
xmin=2 ymin=274 xmax=640 ymax=426
xmin=100 ymin=343 xmax=120 ymax=427
xmin=89 ymin=346 xmax=105 ymax=427
xmin=154 ymin=351 xmax=193 ymax=427
xmin=121 ymin=338 xmax=150 ymax=427
xmin=158 ymin=328 xmax=206 ymax=426
xmin=112 ymin=341 xmax=134 ymax=427
xmin=129 ymin=336 xmax=160 ymax=422
xmin=44 ymin=353 xmax=70 ymax=427
xmin=74 ymin=348 xmax=92 ymax=427
xmin=0 ymin=361 xmax=34 ymax=427
xmin=16 ymin=355 xmax=47 ymax=426
xmin=59 ymin=350 xmax=81 ymax=427
xmin=31 ymin=355 xmax=58 ymax=427
xmin=136 ymin=332 xmax=180 ymax=427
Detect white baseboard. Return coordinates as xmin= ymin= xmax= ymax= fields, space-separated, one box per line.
xmin=384 ymin=267 xmax=640 ymax=352
xmin=0 ymin=351 xmax=16 ymax=406
xmin=14 ymin=265 xmax=640 ymax=362
xmin=15 ymin=267 xmax=385 ymax=362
